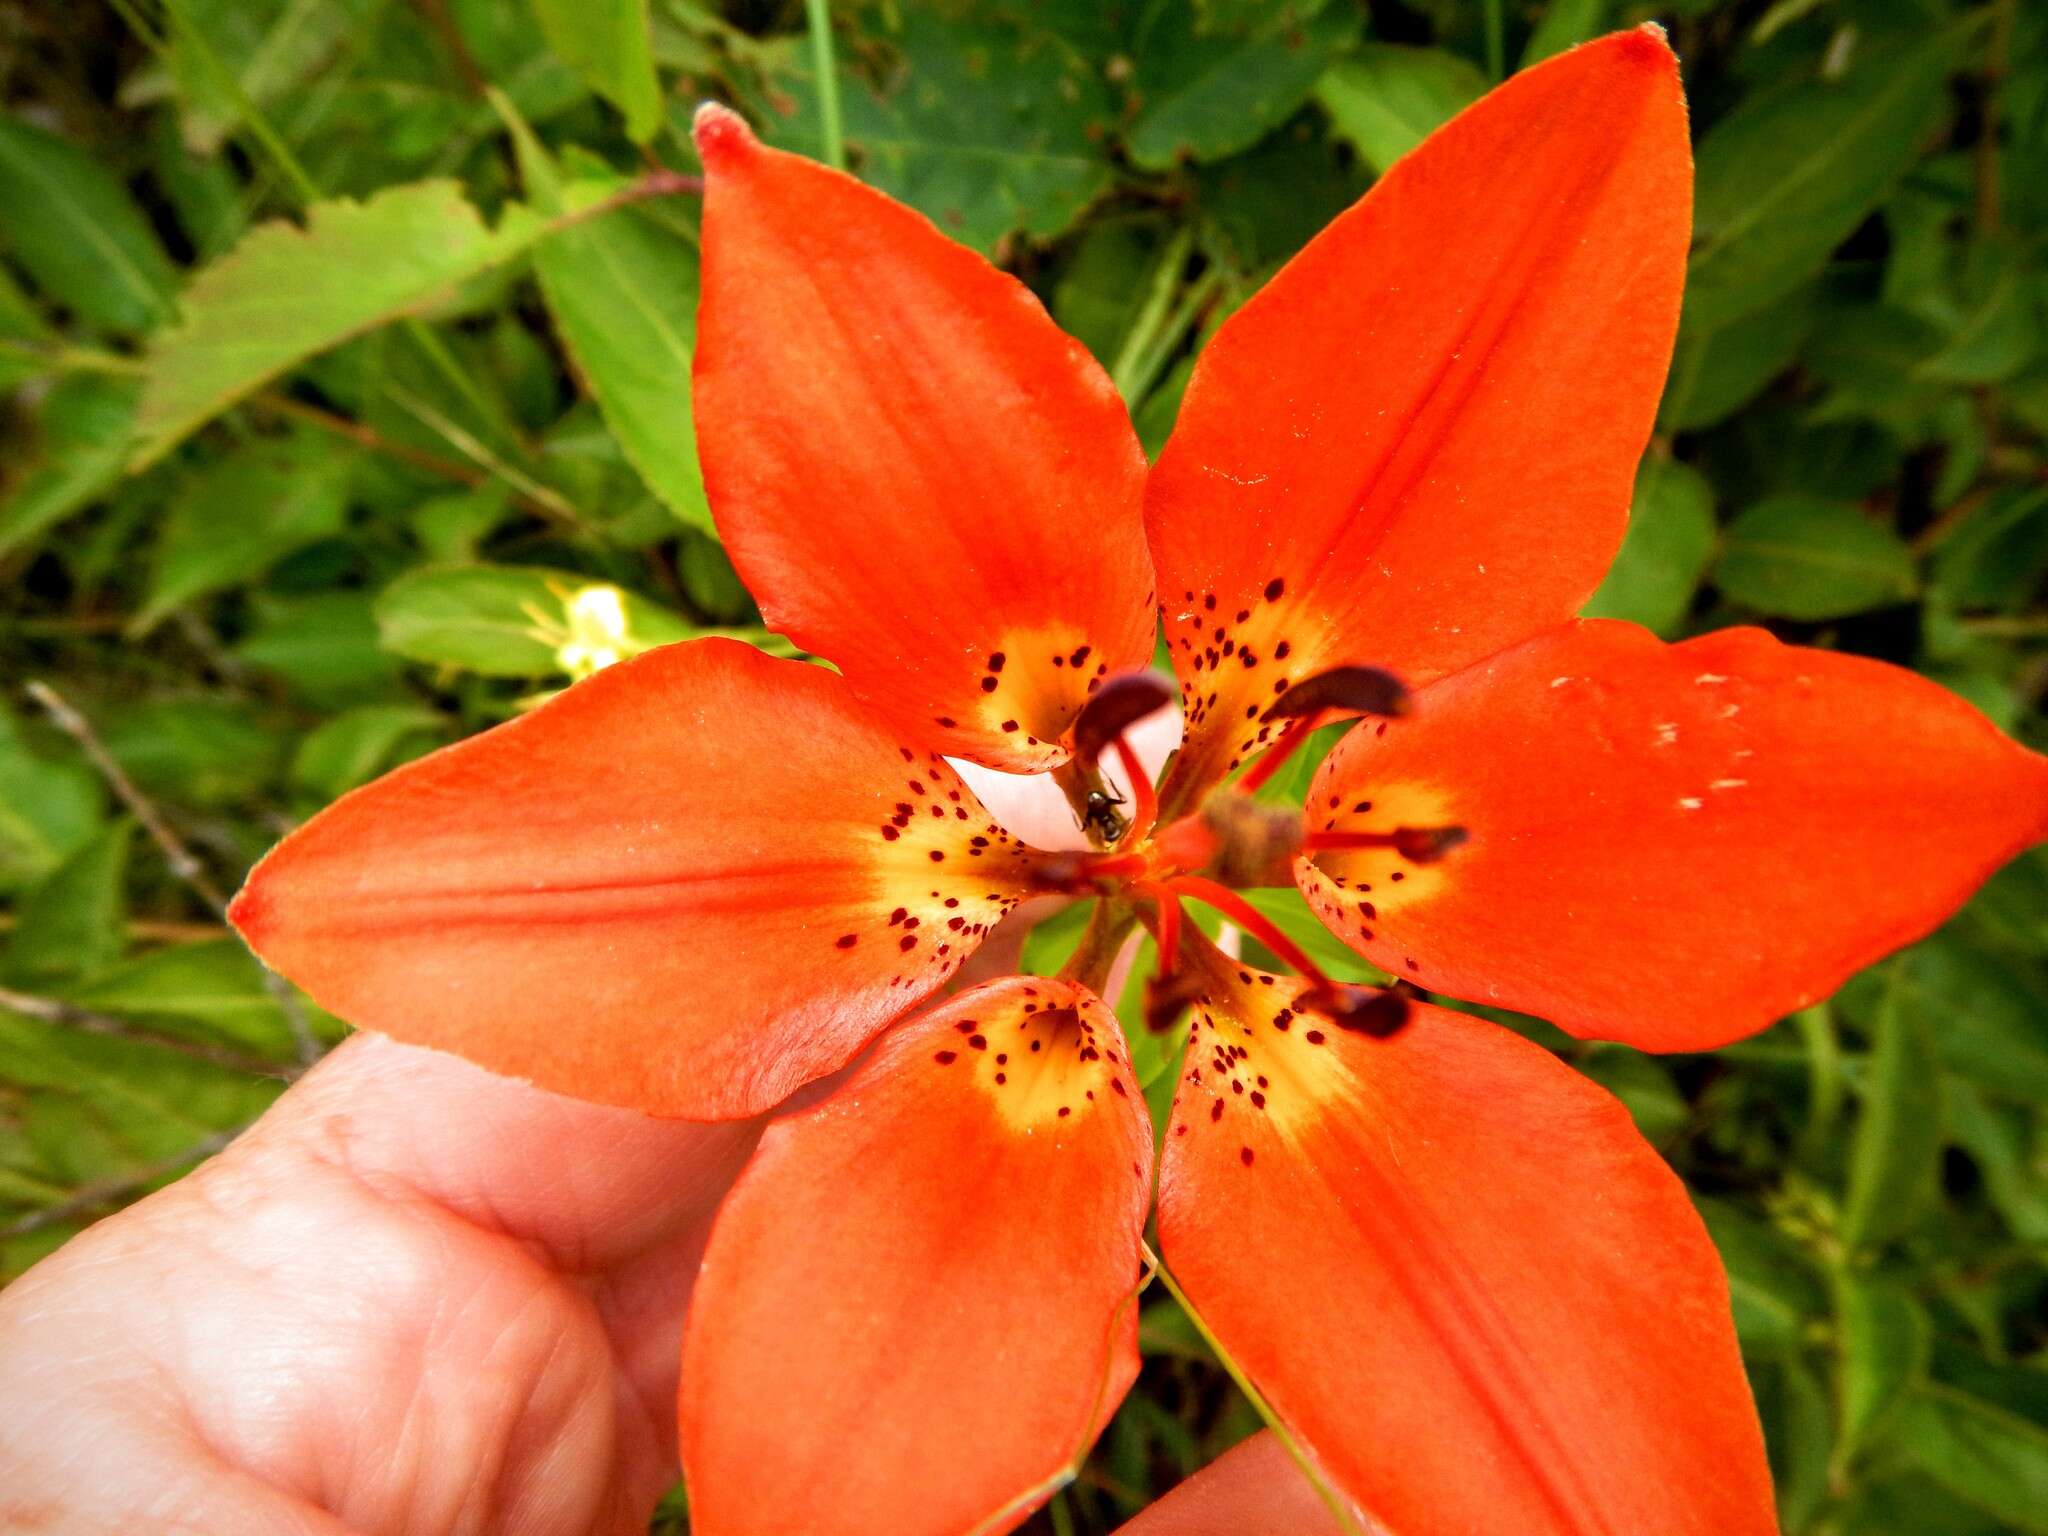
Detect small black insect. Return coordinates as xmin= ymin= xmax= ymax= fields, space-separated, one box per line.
xmin=1080 ymin=788 xmax=1129 ymax=845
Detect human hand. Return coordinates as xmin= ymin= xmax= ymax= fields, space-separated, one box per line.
xmin=0 ymin=1031 xmax=758 ymax=1536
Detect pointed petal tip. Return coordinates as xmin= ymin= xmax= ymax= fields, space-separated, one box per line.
xmin=692 ymin=102 xmax=755 ymax=167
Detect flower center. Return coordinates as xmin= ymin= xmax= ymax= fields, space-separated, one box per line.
xmin=1030 ymin=665 xmax=1466 ymax=1038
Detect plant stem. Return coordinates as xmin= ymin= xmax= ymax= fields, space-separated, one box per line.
xmin=23 ymin=682 xmax=324 ymax=1066
xmin=1143 ymin=1241 xmax=1366 ymax=1536
xmin=804 ymin=0 xmax=847 ymax=170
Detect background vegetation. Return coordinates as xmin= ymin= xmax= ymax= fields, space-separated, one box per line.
xmin=2 ymin=0 xmax=2045 ymax=1530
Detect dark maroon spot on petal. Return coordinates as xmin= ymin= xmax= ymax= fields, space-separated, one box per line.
xmin=1001 ymin=719 xmax=1019 ymax=732
xmin=980 ymin=676 xmax=998 ymax=692
xmin=1305 ymin=1029 xmax=1326 ymax=1045
xmin=1264 ymin=577 xmax=1284 ymax=601
xmin=989 ymin=652 xmax=1007 ymax=673
xmin=934 ymin=1050 xmax=957 ymax=1064
xmin=835 ymin=934 xmax=858 ymax=949
xmin=881 ymin=825 xmax=900 ymax=841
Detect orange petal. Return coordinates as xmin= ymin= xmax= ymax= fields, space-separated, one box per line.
xmin=1146 ymin=30 xmax=1690 ymax=806
xmin=1111 ymin=1432 xmax=1361 ymax=1536
xmin=680 ymin=977 xmax=1153 ymax=1535
xmin=1300 ymin=620 xmax=2048 ymax=1051
xmin=229 ymin=639 xmax=1048 ymax=1120
xmin=692 ymin=106 xmax=1155 ymax=772
xmin=1156 ymin=959 xmax=1776 ymax=1536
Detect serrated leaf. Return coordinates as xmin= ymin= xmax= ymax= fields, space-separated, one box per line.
xmin=1126 ymin=3 xmax=1359 ymax=170
xmin=0 ymin=115 xmax=179 ymax=333
xmin=1714 ymin=494 xmax=1917 ymax=619
xmin=132 ymin=180 xmax=545 ymax=468
xmin=1688 ymin=34 xmax=1957 ymax=331
xmin=1582 ymin=456 xmax=1717 ymax=635
xmin=529 ymin=0 xmax=660 ymax=142
xmin=1314 ymin=43 xmax=1485 ymax=175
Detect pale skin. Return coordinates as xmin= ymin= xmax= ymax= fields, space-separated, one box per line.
xmin=0 ymin=712 xmax=1281 ymax=1536
xmin=0 ymin=1033 xmax=761 ymax=1536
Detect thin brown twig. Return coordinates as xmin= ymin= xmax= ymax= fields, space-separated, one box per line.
xmin=0 ymin=986 xmax=296 ymax=1080
xmin=21 ymin=682 xmax=324 ymax=1066
xmin=0 ymin=1125 xmax=245 ymax=1240
xmin=0 ymin=913 xmax=221 ymax=944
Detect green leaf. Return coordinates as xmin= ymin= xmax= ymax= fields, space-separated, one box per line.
xmin=234 ymin=590 xmax=401 ymax=703
xmin=1239 ymin=886 xmax=1390 ymax=984
xmin=1659 ymin=283 xmax=1816 ymax=433
xmin=291 ymin=704 xmax=442 ymax=801
xmin=1714 ymin=495 xmax=1917 ymax=620
xmin=1896 ymin=1384 xmax=2048 ymax=1533
xmin=0 ymin=706 xmax=102 ymax=895
xmin=136 ymin=433 xmax=356 ymax=632
xmin=1697 ymin=1196 xmax=1827 ymax=1355
xmin=1582 ymin=457 xmax=1717 ymax=635
xmin=0 ymin=375 xmax=139 ymax=562
xmin=529 ymin=0 xmax=660 ymax=142
xmin=1687 ymin=34 xmax=1958 ymax=331
xmin=2 ymin=822 xmax=131 ymax=988
xmin=1577 ymin=1049 xmax=1688 ymax=1145
xmin=166 ymin=0 xmax=356 ymax=156
xmin=1837 ymin=1274 xmax=1930 ymax=1458
xmin=514 ymin=138 xmax=711 ymax=530
xmin=1314 ymin=43 xmax=1485 ymax=175
xmin=70 ymin=939 xmax=319 ymax=1056
xmin=1126 ymin=3 xmax=1360 ymax=170
xmin=1841 ymin=967 xmax=1944 ymax=1250
xmin=770 ymin=6 xmax=1115 ymax=255
xmin=132 ymin=180 xmax=545 ymax=469
xmin=99 ymin=697 xmax=282 ymax=809
xmin=0 ymin=115 xmax=179 ymax=333
xmin=1520 ymin=0 xmax=1607 ymax=68
xmin=374 ymin=563 xmax=691 ymax=676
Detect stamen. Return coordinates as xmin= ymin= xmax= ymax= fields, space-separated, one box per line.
xmin=1072 ymin=671 xmax=1175 ymax=764
xmin=1133 ymin=880 xmax=1183 ymax=973
xmin=1303 ymin=825 xmax=1469 ymax=862
xmin=1159 ymin=875 xmax=1340 ymax=996
xmin=1233 ymin=664 xmax=1412 ymax=797
xmin=1231 ymin=713 xmax=1321 ymax=797
xmin=1258 ymin=665 xmax=1411 ymax=725
xmin=1112 ymin=735 xmax=1158 ymax=843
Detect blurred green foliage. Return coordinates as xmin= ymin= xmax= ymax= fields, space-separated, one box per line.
xmin=2 ymin=0 xmax=2046 ymax=1530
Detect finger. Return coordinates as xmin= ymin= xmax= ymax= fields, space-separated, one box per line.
xmin=252 ymin=1030 xmax=761 ymax=1274
xmin=1113 ymin=1431 xmax=1364 ymax=1535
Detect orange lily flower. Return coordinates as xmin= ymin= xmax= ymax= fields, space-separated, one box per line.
xmin=229 ymin=28 xmax=2048 ymax=1536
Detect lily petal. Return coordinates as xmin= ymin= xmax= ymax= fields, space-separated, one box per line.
xmin=680 ymin=977 xmax=1152 ymax=1536
xmin=693 ymin=106 xmax=1155 ymax=772
xmin=1156 ymin=961 xmax=1777 ymax=1536
xmin=1146 ymin=29 xmax=1690 ymax=806
xmin=230 ymin=639 xmax=1048 ymax=1120
xmin=1299 ymin=620 xmax=2048 ymax=1051
xmin=1112 ymin=1432 xmax=1362 ymax=1536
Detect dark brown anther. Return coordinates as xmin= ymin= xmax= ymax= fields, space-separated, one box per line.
xmin=1316 ymin=984 xmax=1412 ymax=1038
xmin=1072 ymin=671 xmax=1176 ymax=764
xmin=1394 ymin=825 xmax=1468 ymax=863
xmin=1259 ymin=665 xmax=1411 ymax=724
